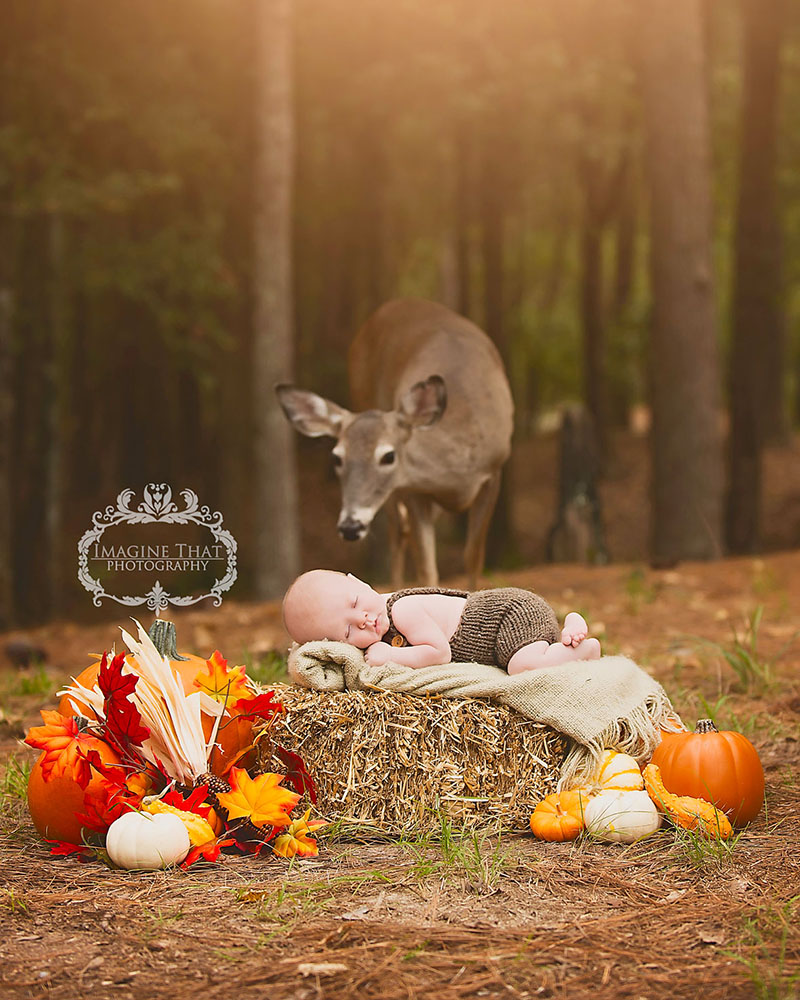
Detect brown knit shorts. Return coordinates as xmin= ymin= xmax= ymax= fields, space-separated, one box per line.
xmin=449 ymin=587 xmax=560 ymax=670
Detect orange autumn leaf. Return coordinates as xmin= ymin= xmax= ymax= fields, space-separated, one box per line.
xmin=192 ymin=650 xmax=252 ymax=705
xmin=24 ymin=711 xmax=94 ymax=786
xmin=216 ymin=767 xmax=300 ymax=829
xmin=272 ymin=809 xmax=326 ymax=859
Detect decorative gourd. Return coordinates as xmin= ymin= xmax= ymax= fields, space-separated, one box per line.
xmin=583 ymin=790 xmax=661 ymax=843
xmin=57 ymin=621 xmax=209 ymax=717
xmin=651 ymin=719 xmax=764 ymax=825
xmin=643 ymin=763 xmax=733 ymax=840
xmin=530 ymin=790 xmax=589 ymax=842
xmin=585 ymin=750 xmax=644 ymax=793
xmin=143 ymin=799 xmax=216 ymax=847
xmin=27 ymin=735 xmax=124 ymax=845
xmin=106 ymin=811 xmax=191 ymax=869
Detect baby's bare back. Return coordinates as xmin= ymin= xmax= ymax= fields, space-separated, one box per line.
xmin=389 ymin=592 xmax=466 ymax=643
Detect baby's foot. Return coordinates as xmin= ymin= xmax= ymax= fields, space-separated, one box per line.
xmin=561 ymin=611 xmax=590 ymax=648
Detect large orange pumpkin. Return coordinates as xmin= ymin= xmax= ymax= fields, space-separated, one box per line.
xmin=27 ymin=738 xmax=124 ymax=844
xmin=650 ymin=719 xmax=765 ymax=825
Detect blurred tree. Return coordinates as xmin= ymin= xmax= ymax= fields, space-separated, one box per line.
xmin=639 ymin=0 xmax=724 ymax=563
xmin=0 ymin=282 xmax=11 ymax=629
xmin=252 ymin=0 xmax=300 ymax=599
xmin=726 ymin=0 xmax=785 ymax=554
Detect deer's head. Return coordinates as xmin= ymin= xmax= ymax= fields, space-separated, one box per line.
xmin=276 ymin=376 xmax=447 ymax=541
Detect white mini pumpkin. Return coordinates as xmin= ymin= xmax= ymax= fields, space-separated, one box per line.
xmin=584 ymin=790 xmax=661 ymax=844
xmin=106 ymin=810 xmax=191 ymax=870
xmin=587 ymin=750 xmax=645 ymax=793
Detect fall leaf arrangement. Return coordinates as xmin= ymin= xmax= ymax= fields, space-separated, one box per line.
xmin=24 ymin=620 xmax=324 ymax=870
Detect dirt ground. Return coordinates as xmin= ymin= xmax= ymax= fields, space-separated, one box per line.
xmin=1 ymin=432 xmax=800 ymax=999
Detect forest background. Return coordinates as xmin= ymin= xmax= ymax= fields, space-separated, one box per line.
xmin=1 ymin=0 xmax=798 ymax=627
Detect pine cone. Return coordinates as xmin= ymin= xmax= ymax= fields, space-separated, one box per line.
xmin=194 ymin=772 xmax=231 ymax=809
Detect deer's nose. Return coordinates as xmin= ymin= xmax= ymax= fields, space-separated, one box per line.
xmin=338 ymin=517 xmax=367 ymax=541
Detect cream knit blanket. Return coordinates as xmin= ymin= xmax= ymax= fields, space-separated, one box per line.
xmin=287 ymin=642 xmax=686 ymax=787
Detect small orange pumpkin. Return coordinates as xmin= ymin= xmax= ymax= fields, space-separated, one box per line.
xmin=651 ymin=719 xmax=764 ymax=825
xmin=530 ymin=790 xmax=589 ymax=842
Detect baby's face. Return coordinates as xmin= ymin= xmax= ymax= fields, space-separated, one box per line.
xmin=294 ymin=573 xmax=388 ymax=648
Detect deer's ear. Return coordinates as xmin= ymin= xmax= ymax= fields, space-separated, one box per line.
xmin=397 ymin=375 xmax=447 ymax=428
xmin=275 ymin=385 xmax=351 ymax=438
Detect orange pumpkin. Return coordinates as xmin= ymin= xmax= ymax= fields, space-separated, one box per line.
xmin=651 ymin=719 xmax=765 ymax=825
xmin=530 ymin=790 xmax=589 ymax=842
xmin=27 ymin=738 xmax=124 ymax=844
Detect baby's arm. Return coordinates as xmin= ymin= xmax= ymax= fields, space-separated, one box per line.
xmin=365 ymin=602 xmax=452 ymax=668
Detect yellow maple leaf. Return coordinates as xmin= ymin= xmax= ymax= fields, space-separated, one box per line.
xmin=273 ymin=808 xmax=326 ymax=859
xmin=216 ymin=767 xmax=300 ymax=829
xmin=192 ymin=650 xmax=252 ymax=704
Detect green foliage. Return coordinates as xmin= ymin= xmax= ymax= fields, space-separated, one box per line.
xmin=244 ymin=652 xmax=289 ymax=688
xmin=695 ymin=606 xmax=797 ymax=694
xmin=0 ymin=755 xmax=31 ymax=823
xmin=729 ymin=897 xmax=800 ymax=1000
xmin=397 ymin=813 xmax=510 ymax=894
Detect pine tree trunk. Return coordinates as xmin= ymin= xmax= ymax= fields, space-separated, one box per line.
xmin=579 ymin=159 xmax=608 ymax=460
xmin=252 ymin=0 xmax=300 ymax=598
xmin=45 ymin=213 xmax=70 ymax=616
xmin=639 ymin=0 xmax=724 ymax=564
xmin=726 ymin=0 xmax=784 ymax=553
xmin=0 ymin=285 xmax=13 ymax=628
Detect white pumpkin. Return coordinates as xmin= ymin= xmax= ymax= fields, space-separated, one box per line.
xmin=587 ymin=750 xmax=644 ymax=793
xmin=106 ymin=811 xmax=191 ymax=870
xmin=584 ymin=790 xmax=661 ymax=844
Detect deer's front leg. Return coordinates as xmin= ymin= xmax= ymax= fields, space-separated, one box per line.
xmin=385 ymin=498 xmax=410 ymax=588
xmin=464 ymin=469 xmax=502 ymax=590
xmin=405 ymin=494 xmax=438 ymax=586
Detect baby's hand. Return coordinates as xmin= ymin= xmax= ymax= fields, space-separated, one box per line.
xmin=561 ymin=611 xmax=590 ymax=648
xmin=364 ymin=641 xmax=394 ymax=666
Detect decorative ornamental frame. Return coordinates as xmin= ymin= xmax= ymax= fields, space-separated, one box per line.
xmin=77 ymin=483 xmax=237 ymax=614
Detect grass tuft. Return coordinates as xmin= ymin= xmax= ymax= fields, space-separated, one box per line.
xmin=693 ymin=605 xmax=796 ymax=694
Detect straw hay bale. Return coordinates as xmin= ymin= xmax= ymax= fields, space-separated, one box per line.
xmin=266 ymin=682 xmax=567 ymax=835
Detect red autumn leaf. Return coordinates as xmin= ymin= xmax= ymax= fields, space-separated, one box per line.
xmin=48 ymin=840 xmax=93 ymax=859
xmin=274 ymin=745 xmax=317 ymax=804
xmin=79 ymin=747 xmax=131 ymax=788
xmin=180 ymin=838 xmax=234 ymax=869
xmin=98 ymin=651 xmax=150 ymax=750
xmin=231 ymin=826 xmax=278 ymax=856
xmin=75 ymin=777 xmax=139 ymax=834
xmin=161 ymin=784 xmax=217 ymax=826
xmin=228 ymin=691 xmax=284 ymax=722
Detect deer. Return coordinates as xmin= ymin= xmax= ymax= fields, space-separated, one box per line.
xmin=276 ymin=298 xmax=514 ymax=589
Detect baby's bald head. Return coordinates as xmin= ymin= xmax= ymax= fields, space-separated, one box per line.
xmin=282 ymin=569 xmax=348 ymax=644
xmin=282 ymin=569 xmax=387 ymax=648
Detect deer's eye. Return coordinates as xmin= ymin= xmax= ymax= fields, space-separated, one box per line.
xmin=332 ymin=453 xmax=343 ymax=469
xmin=379 ymin=450 xmax=396 ymax=466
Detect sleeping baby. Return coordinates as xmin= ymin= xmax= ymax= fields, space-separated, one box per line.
xmin=282 ymin=569 xmax=601 ymax=674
